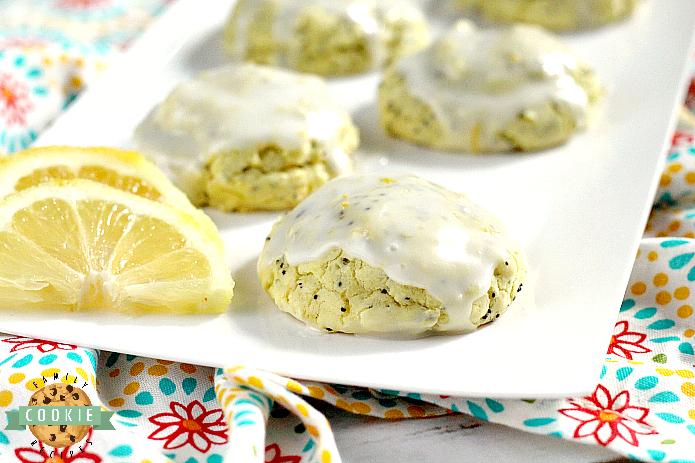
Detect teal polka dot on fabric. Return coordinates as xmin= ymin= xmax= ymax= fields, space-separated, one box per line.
xmin=203 ymin=387 xmax=216 ymax=403
xmin=207 ymin=455 xmax=223 ymax=463
xmin=38 ymin=354 xmax=57 ymax=365
xmin=182 ymin=377 xmax=197 ymax=395
xmin=679 ymin=342 xmax=694 ymax=355
xmin=0 ymin=354 xmax=17 ymax=367
xmin=635 ymin=307 xmax=657 ymax=319
xmin=656 ymin=412 xmax=685 ymax=424
xmin=0 ymin=431 xmax=9 ymax=444
xmin=523 ymin=418 xmax=555 ymax=427
xmin=134 ymin=392 xmax=154 ymax=405
xmin=648 ymin=319 xmax=676 ymax=330
xmin=116 ymin=410 xmax=142 ymax=418
xmin=485 ymin=399 xmax=504 ymax=413
xmin=647 ymin=449 xmax=666 ymax=461
xmin=105 ymin=352 xmax=120 ymax=367
xmin=649 ymin=391 xmax=680 ymax=403
xmin=616 ymin=367 xmax=634 ymax=381
xmin=467 ymin=401 xmax=488 ymax=421
xmin=669 ymin=253 xmax=694 ymax=269
xmin=351 ymin=390 xmax=372 ymax=401
xmin=66 ymin=352 xmax=82 ymax=363
xmin=620 ymin=299 xmax=636 ymax=312
xmin=635 ymin=376 xmax=659 ymax=390
xmin=85 ymin=351 xmax=97 ymax=371
xmin=108 ymin=445 xmax=132 ymax=457
xmin=12 ymin=354 xmax=33 ymax=368
xmin=159 ymin=378 xmax=176 ymax=396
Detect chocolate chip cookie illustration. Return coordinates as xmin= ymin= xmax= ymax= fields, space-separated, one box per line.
xmin=28 ymin=383 xmax=92 ymax=448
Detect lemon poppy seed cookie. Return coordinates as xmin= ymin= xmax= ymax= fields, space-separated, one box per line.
xmin=258 ymin=173 xmax=526 ymax=336
xmin=222 ymin=0 xmax=430 ymax=76
xmin=134 ymin=63 xmax=358 ymax=211
xmin=457 ymin=0 xmax=640 ymax=31
xmin=378 ymin=20 xmax=604 ymax=153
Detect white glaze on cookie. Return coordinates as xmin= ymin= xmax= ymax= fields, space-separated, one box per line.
xmin=261 ymin=173 xmax=524 ymax=333
xmin=134 ymin=63 xmax=353 ymax=191
xmin=393 ymin=20 xmax=593 ymax=151
xmin=228 ymin=0 xmax=426 ymax=70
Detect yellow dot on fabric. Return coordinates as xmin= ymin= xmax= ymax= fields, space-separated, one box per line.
xmin=689 ymin=409 xmax=695 ymax=419
xmin=109 ymin=398 xmax=125 ymax=407
xmin=25 ymin=378 xmax=43 ymax=391
xmin=685 ymin=329 xmax=695 ymax=337
xmin=352 ymin=402 xmax=372 ymax=414
xmin=669 ymin=221 xmax=681 ymax=232
xmin=286 ymin=380 xmax=303 ymax=394
xmin=296 ymin=403 xmax=310 ymax=417
xmin=678 ymin=305 xmax=693 ymax=318
xmin=76 ymin=368 xmax=88 ymax=381
xmin=306 ymin=424 xmax=320 ymax=437
xmin=232 ymin=376 xmax=245 ymax=384
xmin=653 ymin=273 xmax=669 ymax=287
xmin=686 ymin=172 xmax=695 ymax=185
xmin=180 ymin=363 xmax=197 ymax=374
xmin=631 ymin=282 xmax=647 ymax=295
xmin=70 ymin=76 xmax=82 ymax=88
xmin=61 ymin=375 xmax=77 ymax=385
xmin=606 ymin=359 xmax=619 ymax=363
xmin=124 ymin=382 xmax=140 ymax=395
xmin=226 ymin=366 xmax=244 ymax=373
xmin=335 ymin=399 xmax=351 ymax=411
xmin=91 ymin=374 xmax=96 ymax=386
xmin=308 ymin=387 xmax=325 ymax=399
xmin=156 ymin=359 xmax=174 ymax=365
xmin=681 ymin=382 xmax=695 ymax=397
xmin=407 ymin=406 xmax=426 ymax=418
xmin=40 ymin=368 xmax=60 ymax=378
xmin=648 ymin=251 xmax=659 ymax=261
xmin=656 ymin=231 xmax=669 ymax=238
xmin=686 ymin=232 xmax=695 ymax=239
xmin=660 ymin=174 xmax=672 ymax=187
xmin=385 ymin=409 xmax=405 ymax=419
xmin=656 ymin=291 xmax=672 ymax=305
xmin=675 ymin=286 xmax=690 ymax=300
xmin=322 ymin=450 xmax=332 ymax=463
xmin=668 ymin=163 xmax=683 ymax=173
xmin=8 ymin=373 xmax=25 ymax=384
xmin=109 ymin=368 xmax=120 ymax=378
xmin=130 ymin=362 xmax=145 ymax=376
xmin=148 ymin=365 xmax=168 ymax=376
xmin=656 ymin=368 xmax=674 ymax=376
xmin=677 ymin=369 xmax=695 ymax=379
xmin=644 ymin=223 xmax=653 ymax=233
xmin=0 ymin=390 xmax=13 ymax=407
xmin=248 ymin=376 xmax=263 ymax=389
xmin=627 ymin=360 xmax=644 ymax=365
xmin=224 ymin=395 xmax=236 ymax=407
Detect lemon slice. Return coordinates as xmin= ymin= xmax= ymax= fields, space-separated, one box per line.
xmin=0 ymin=179 xmax=234 ymax=313
xmin=0 ymin=146 xmax=195 ymax=211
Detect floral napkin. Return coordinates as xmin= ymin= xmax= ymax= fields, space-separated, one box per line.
xmin=1 ymin=1 xmax=694 ymax=462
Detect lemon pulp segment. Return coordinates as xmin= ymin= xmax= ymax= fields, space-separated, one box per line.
xmin=0 ymin=181 xmax=234 ymax=313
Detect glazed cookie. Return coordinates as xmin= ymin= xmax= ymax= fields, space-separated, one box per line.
xmin=258 ymin=173 xmax=526 ymax=336
xmin=222 ymin=0 xmax=430 ymax=76
xmin=457 ymin=0 xmax=640 ymax=31
xmin=28 ymin=384 xmax=92 ymax=448
xmin=378 ymin=20 xmax=603 ymax=153
xmin=133 ymin=63 xmax=359 ymax=211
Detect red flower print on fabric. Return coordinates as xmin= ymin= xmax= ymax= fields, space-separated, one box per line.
xmin=57 ymin=0 xmax=110 ymax=9
xmin=607 ymin=321 xmax=651 ymax=360
xmin=15 ymin=428 xmax=101 ymax=463
xmin=2 ymin=336 xmax=77 ymax=353
xmin=0 ymin=71 xmax=34 ymax=126
xmin=266 ymin=443 xmax=301 ymax=463
xmin=148 ymin=400 xmax=227 ymax=452
xmin=559 ymin=385 xmax=656 ymax=447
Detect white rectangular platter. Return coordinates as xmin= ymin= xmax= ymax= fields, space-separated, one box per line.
xmin=2 ymin=0 xmax=694 ymax=398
